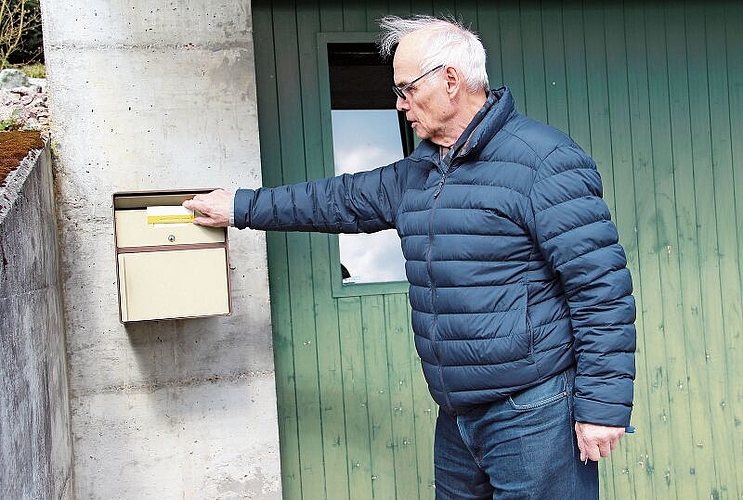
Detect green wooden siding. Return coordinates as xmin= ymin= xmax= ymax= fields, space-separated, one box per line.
xmin=252 ymin=1 xmax=743 ymax=499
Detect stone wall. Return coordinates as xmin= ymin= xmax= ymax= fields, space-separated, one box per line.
xmin=0 ymin=144 xmax=73 ymax=499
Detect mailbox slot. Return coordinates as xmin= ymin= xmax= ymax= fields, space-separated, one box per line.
xmin=113 ymin=189 xmax=232 ymax=322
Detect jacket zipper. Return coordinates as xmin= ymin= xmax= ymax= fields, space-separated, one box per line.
xmin=433 ymin=171 xmax=447 ymax=198
xmin=434 ymin=144 xmax=472 ymax=198
xmin=428 ymin=136 xmax=476 ymax=411
xmin=428 ymin=161 xmax=454 ymax=413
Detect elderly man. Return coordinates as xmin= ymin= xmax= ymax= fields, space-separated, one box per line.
xmin=185 ymin=15 xmax=636 ymax=499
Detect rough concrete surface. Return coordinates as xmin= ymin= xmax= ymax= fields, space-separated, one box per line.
xmin=71 ymin=374 xmax=281 ymax=499
xmin=0 ymin=145 xmax=74 ymax=499
xmin=40 ymin=0 xmax=282 ymax=497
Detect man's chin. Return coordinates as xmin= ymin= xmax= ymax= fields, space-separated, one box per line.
xmin=412 ymin=127 xmax=428 ymax=140
xmin=410 ymin=121 xmax=431 ymax=140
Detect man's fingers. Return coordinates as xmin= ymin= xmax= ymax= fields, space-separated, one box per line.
xmin=182 ymin=200 xmax=198 ymax=212
xmin=598 ymin=441 xmax=612 ymax=458
xmin=183 ymin=197 xmax=207 ymax=213
xmin=182 ymin=201 xmax=211 ymax=224
xmin=181 ymin=189 xmax=232 ymax=228
xmin=193 ymin=216 xmax=216 ymax=227
xmin=575 ymin=422 xmax=626 ymax=463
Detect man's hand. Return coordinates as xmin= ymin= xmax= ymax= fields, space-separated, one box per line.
xmin=575 ymin=422 xmax=626 ymax=462
xmin=182 ymin=189 xmax=233 ymax=228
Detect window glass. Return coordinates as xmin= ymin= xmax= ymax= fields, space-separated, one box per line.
xmin=328 ymin=42 xmax=410 ymax=284
xmin=331 ymin=110 xmax=407 ymax=283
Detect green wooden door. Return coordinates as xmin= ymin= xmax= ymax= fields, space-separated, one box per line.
xmin=252 ymin=3 xmax=437 ymax=499
xmin=252 ymin=1 xmax=743 ymax=499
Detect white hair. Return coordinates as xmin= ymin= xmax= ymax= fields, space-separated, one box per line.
xmin=378 ymin=15 xmax=490 ymax=93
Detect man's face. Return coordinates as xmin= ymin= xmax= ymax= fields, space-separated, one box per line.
xmin=392 ymin=34 xmax=450 ymax=145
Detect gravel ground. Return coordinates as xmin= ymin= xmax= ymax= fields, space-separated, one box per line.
xmin=1 ymin=80 xmax=49 ymax=133
xmin=0 ymin=79 xmax=48 ymax=186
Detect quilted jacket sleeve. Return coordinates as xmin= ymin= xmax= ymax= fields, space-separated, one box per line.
xmin=233 ymin=162 xmax=405 ymax=233
xmin=529 ymin=145 xmax=636 ymax=427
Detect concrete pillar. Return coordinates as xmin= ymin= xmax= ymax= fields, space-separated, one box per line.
xmin=39 ymin=1 xmax=281 ymax=497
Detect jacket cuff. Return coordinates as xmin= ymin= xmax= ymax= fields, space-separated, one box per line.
xmin=573 ymin=397 xmax=632 ymax=427
xmin=233 ymin=188 xmax=254 ymax=229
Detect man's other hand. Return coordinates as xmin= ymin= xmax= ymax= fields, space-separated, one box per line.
xmin=575 ymin=422 xmax=626 ymax=462
xmin=182 ymin=189 xmax=233 ymax=228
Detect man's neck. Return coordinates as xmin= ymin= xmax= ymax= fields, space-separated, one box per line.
xmin=436 ymin=90 xmax=489 ymax=148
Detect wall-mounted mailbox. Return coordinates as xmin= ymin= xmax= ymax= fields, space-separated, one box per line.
xmin=113 ymin=189 xmax=231 ymax=323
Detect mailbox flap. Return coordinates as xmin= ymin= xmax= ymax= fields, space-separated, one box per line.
xmin=115 ymin=209 xmax=224 ymax=248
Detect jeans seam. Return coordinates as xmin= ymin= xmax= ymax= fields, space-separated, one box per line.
xmin=507 ymin=371 xmax=569 ymax=411
xmin=508 ymin=391 xmax=567 ymax=411
xmin=455 ymin=416 xmax=483 ymax=467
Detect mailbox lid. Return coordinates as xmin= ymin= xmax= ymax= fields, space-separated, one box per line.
xmin=115 ymin=209 xmax=224 ymax=248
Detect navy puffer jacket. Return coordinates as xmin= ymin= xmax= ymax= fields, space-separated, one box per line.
xmin=235 ymin=87 xmax=636 ymax=426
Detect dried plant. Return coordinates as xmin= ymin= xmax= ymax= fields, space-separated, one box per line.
xmin=0 ymin=0 xmax=42 ymax=68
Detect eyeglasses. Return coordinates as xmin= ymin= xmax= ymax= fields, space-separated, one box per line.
xmin=392 ymin=64 xmax=444 ymax=100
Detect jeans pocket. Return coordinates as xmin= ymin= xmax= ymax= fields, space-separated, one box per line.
xmin=507 ymin=371 xmax=568 ymax=411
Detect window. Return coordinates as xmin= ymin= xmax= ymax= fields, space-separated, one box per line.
xmin=328 ymin=43 xmax=413 ymax=285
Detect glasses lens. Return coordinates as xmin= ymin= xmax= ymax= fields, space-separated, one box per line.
xmin=392 ymin=65 xmax=443 ymax=100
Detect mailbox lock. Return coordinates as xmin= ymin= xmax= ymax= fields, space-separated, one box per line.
xmin=167 ymin=234 xmax=176 ymax=243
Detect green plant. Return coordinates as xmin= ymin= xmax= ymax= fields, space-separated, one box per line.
xmin=1 ymin=0 xmax=42 ymax=68
xmin=0 ymin=109 xmax=22 ymax=131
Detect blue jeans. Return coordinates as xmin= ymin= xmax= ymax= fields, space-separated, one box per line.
xmin=434 ymin=368 xmax=598 ymax=499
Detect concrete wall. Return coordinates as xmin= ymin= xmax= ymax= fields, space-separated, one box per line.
xmin=40 ymin=0 xmax=282 ymax=498
xmin=0 ymin=145 xmax=73 ymax=499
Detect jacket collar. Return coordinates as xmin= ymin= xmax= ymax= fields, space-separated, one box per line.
xmin=407 ymin=87 xmax=515 ymax=165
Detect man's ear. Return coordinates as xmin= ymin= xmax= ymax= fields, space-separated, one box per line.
xmin=445 ymin=66 xmax=461 ymax=97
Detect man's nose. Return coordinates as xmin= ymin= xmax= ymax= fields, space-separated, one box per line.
xmin=395 ymin=95 xmax=408 ymax=112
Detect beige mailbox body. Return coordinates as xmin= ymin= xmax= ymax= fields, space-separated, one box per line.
xmin=113 ymin=190 xmax=232 ymax=322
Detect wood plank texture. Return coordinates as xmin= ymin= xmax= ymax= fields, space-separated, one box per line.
xmin=252 ymin=1 xmax=743 ymax=498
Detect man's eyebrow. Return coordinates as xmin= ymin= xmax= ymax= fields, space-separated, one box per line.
xmin=394 ymin=75 xmax=413 ymax=88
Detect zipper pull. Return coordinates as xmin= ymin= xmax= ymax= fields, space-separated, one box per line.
xmin=433 ymin=174 xmax=447 ymax=198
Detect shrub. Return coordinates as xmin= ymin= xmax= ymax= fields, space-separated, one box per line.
xmin=1 ymin=0 xmax=43 ymax=68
